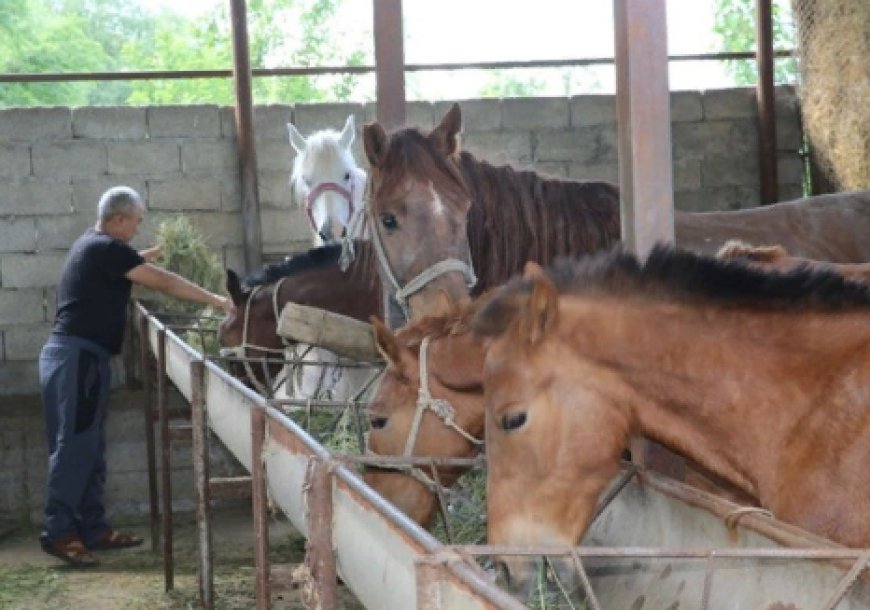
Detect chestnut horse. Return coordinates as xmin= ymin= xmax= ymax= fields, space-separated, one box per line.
xmin=471 ymin=245 xmax=870 ymax=591
xmin=218 ymin=241 xmax=380 ymax=396
xmin=718 ymin=239 xmax=870 ymax=283
xmin=362 ymin=102 xmax=870 ymax=321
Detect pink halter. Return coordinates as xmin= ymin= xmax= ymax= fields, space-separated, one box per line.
xmin=305 ymin=180 xmax=355 ymax=235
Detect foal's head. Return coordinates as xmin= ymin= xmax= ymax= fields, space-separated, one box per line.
xmin=364 ymin=306 xmax=486 ymax=527
xmin=363 ymin=103 xmax=476 ymax=317
xmin=217 ymin=269 xmax=285 ymax=391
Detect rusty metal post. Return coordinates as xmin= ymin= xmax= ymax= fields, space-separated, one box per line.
xmin=137 ymin=311 xmax=160 ymax=553
xmin=229 ymin=0 xmax=263 ymax=273
xmin=373 ymin=0 xmax=406 ymax=129
xmin=415 ymin=556 xmax=445 ymax=609
xmin=305 ymin=458 xmax=338 ymax=610
xmin=190 ymin=360 xmax=213 ymax=608
xmin=614 ymin=0 xmax=685 ymax=481
xmin=756 ymin=0 xmax=779 ymax=204
xmin=157 ymin=328 xmax=174 ymax=590
xmin=251 ymin=406 xmax=270 ymax=610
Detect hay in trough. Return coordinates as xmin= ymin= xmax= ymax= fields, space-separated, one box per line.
xmin=794 ymin=0 xmax=870 ymax=190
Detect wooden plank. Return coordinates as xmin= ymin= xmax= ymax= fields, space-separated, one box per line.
xmin=277 ymin=303 xmax=382 ymax=363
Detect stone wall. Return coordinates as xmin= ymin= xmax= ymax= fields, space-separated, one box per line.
xmin=0 ymin=89 xmax=804 ymax=520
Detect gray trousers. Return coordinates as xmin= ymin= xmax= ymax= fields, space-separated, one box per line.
xmin=38 ymin=334 xmax=112 ymax=547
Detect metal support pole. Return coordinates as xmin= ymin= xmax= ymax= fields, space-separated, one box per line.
xmin=157 ymin=329 xmax=174 ymax=591
xmin=305 ymin=458 xmax=338 ymax=610
xmin=755 ymin=0 xmax=779 ymax=203
xmin=137 ymin=311 xmax=160 ymax=553
xmin=415 ymin=556 xmax=445 ymax=609
xmin=229 ymin=0 xmax=263 ymax=272
xmin=251 ymin=407 xmax=270 ymax=610
xmin=373 ymin=0 xmax=406 ymax=129
xmin=190 ymin=360 xmax=213 ymax=609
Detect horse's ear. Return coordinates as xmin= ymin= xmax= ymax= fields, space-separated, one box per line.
xmin=226 ymin=269 xmax=246 ymax=307
xmin=431 ymin=102 xmax=462 ymax=158
xmin=520 ymin=276 xmax=559 ymax=345
xmin=288 ymin=122 xmax=306 ymax=153
xmin=523 ymin=261 xmax=547 ymax=280
xmin=339 ymin=114 xmax=356 ymax=149
xmin=370 ymin=316 xmax=404 ymax=371
xmin=363 ymin=121 xmax=389 ymax=168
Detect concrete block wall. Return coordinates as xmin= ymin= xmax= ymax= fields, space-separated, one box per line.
xmin=0 ymin=88 xmax=805 ymax=396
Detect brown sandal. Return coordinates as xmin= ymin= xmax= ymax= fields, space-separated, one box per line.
xmin=88 ymin=529 xmax=144 ymax=551
xmin=42 ymin=535 xmax=99 ymax=567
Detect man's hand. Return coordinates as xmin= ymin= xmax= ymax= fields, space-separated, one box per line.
xmin=213 ymin=294 xmax=236 ymax=316
xmin=139 ymin=245 xmax=162 ymax=263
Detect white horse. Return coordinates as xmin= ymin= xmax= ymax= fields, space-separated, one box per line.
xmin=288 ymin=114 xmax=368 ymax=246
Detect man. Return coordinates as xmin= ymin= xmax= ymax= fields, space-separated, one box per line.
xmin=39 ymin=186 xmax=234 ymax=567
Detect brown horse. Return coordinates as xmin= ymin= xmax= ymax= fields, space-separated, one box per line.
xmin=362 ymin=102 xmax=870 ymax=321
xmin=218 ymin=241 xmax=381 ymax=394
xmin=718 ymin=239 xmax=870 ymax=283
xmin=471 ymin=245 xmax=870 ymax=591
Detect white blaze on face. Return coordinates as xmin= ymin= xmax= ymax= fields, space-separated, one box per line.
xmin=428 ymin=182 xmax=447 ymax=217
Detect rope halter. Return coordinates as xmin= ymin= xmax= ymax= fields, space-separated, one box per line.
xmin=305 ymin=180 xmax=355 ymax=239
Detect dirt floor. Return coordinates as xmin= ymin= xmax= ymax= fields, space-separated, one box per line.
xmin=0 ymin=503 xmax=364 ymax=609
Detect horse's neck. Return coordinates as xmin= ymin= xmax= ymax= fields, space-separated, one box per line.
xmin=559 ymin=297 xmax=870 ymax=498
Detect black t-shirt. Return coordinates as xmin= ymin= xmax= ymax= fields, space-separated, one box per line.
xmin=52 ymin=228 xmax=145 ymax=354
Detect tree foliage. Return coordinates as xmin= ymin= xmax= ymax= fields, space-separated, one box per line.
xmin=713 ymin=0 xmax=798 ymax=86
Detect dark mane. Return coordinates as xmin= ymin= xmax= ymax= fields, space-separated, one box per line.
xmin=243 ymin=243 xmax=344 ymax=286
xmin=513 ymin=244 xmax=870 ymax=311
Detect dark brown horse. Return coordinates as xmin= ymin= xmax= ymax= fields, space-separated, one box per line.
xmin=362 ymin=102 xmax=870 ymax=321
xmin=218 ymin=241 xmax=381 ymax=395
xmin=472 ymin=246 xmax=870 ymax=591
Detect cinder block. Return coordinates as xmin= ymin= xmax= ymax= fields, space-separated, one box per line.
xmin=503 ymin=97 xmax=569 ymax=130
xmin=673 ymin=158 xmax=703 ymax=192
xmin=147 ymin=105 xmax=221 ymax=138
xmin=702 ymin=88 xmax=756 ymax=120
xmin=180 ymin=138 xmax=237 ymax=174
xmin=72 ymin=106 xmax=147 ymax=140
xmin=405 ymin=102 xmax=435 ymax=130
xmin=777 ymin=155 xmax=804 ymax=185
xmin=463 ymin=130 xmax=533 ymax=165
xmin=32 ymin=141 xmax=107 ymax=179
xmin=672 ymin=120 xmax=758 ymax=158
xmin=0 ymin=144 xmax=32 ymax=179
xmin=534 ymin=162 xmax=569 ymax=177
xmin=435 ymin=99 xmax=501 ymax=131
xmin=674 ymin=185 xmax=760 ymax=213
xmin=35 ymin=214 xmax=93 ymax=251
xmin=4 ymin=324 xmax=52 ymax=360
xmin=260 ymin=207 xmax=311 ymax=247
xmin=701 ymin=153 xmax=759 ymax=188
xmin=290 ymin=103 xmax=363 ymax=135
xmin=0 ymin=180 xmax=73 ymax=215
xmin=219 ymin=106 xmax=237 ymax=138
xmin=72 ymin=176 xmax=147 ymax=216
xmin=0 ymin=107 xmax=71 ymax=141
xmin=1 ymin=253 xmax=66 ymax=289
xmin=147 ymin=177 xmax=222 ymax=211
xmin=567 ymin=163 xmax=619 ymax=184
xmin=570 ymin=95 xmax=617 ymax=126
xmin=108 ymin=141 xmax=180 ymax=175
xmin=0 ymin=361 xmax=40 ymax=395
xmin=219 ymin=179 xmax=242 ymax=212
xmin=777 ymin=182 xmax=804 ymax=202
xmin=256 ymin=139 xmax=294 ymax=173
xmin=223 ymin=246 xmax=247 ymax=276
xmin=0 ymin=217 xmax=37 ymax=253
xmin=258 ymin=171 xmax=294 ymax=209
xmin=534 ymin=127 xmax=600 ymax=164
xmin=252 ymin=104 xmax=294 ymax=141
xmin=776 ymin=118 xmax=803 ymax=151
xmin=0 ymin=288 xmax=46 ymax=326
xmin=670 ymin=91 xmax=703 ymax=123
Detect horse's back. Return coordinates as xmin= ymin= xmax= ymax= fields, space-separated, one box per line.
xmin=675 ymin=190 xmax=870 ymax=263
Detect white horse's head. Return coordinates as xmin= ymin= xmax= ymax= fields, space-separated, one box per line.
xmin=288 ymin=115 xmax=367 ymax=245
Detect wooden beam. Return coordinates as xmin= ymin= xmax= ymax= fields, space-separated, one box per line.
xmin=373 ymin=0 xmax=406 ymax=129
xmin=756 ymin=0 xmax=779 ymax=203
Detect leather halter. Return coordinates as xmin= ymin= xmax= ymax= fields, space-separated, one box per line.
xmin=367 ymin=335 xmax=483 ymax=494
xmin=365 ymin=184 xmax=477 ymax=319
xmin=218 ymin=279 xmax=289 ymax=396
xmin=305 ymin=180 xmax=355 ymax=236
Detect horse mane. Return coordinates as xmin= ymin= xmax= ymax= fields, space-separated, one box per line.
xmin=504 ymin=244 xmax=870 ymax=311
xmin=395 ymin=299 xmax=485 ymax=348
xmin=716 ymin=239 xmax=789 ymax=263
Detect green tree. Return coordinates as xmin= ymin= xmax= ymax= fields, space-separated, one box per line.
xmin=713 ymin=0 xmax=798 ymax=85
xmin=477 ymin=70 xmax=546 ymax=98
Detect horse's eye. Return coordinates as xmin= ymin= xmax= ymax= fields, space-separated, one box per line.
xmin=500 ymin=412 xmax=527 ymax=431
xmin=380 ymin=213 xmax=398 ymax=231
xmin=370 ymin=416 xmax=388 ymax=430
xmin=344 ymin=172 xmax=351 ymax=182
